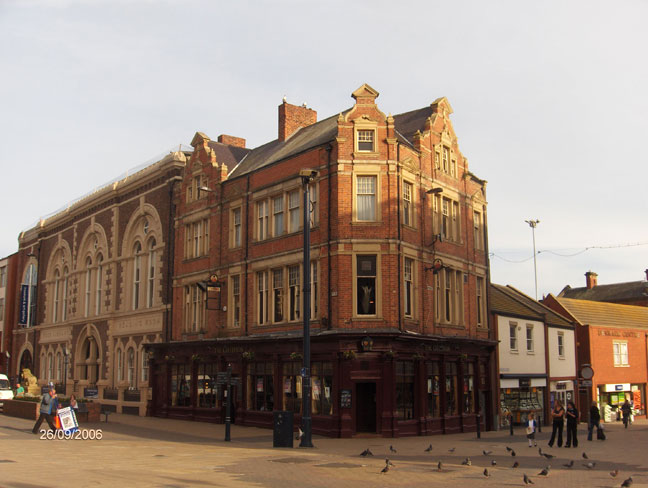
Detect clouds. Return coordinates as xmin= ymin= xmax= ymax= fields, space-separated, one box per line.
xmin=1 ymin=0 xmax=646 ymax=297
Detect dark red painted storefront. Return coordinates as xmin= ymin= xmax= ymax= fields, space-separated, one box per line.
xmin=146 ymin=332 xmax=497 ymax=437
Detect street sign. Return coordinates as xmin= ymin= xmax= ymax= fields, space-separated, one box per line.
xmin=580 ymin=365 xmax=594 ymax=380
xmin=580 ymin=379 xmax=592 ymax=387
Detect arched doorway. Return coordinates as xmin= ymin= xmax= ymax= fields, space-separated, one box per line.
xmin=19 ymin=349 xmax=33 ymax=374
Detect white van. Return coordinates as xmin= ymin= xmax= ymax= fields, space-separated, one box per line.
xmin=0 ymin=374 xmax=14 ymax=406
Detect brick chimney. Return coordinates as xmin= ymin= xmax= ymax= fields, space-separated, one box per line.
xmin=585 ymin=271 xmax=598 ymax=289
xmin=218 ymin=134 xmax=246 ymax=148
xmin=645 ymin=269 xmax=648 ymax=281
xmin=278 ymin=101 xmax=317 ymax=142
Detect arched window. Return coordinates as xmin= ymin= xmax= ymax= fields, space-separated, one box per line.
xmin=96 ymin=254 xmax=103 ymax=315
xmin=48 ymin=353 xmax=54 ymax=381
xmin=56 ymin=352 xmax=62 ymax=381
xmin=141 ymin=349 xmax=149 ymax=382
xmin=53 ymin=270 xmax=61 ymax=323
xmin=127 ymin=348 xmax=136 ymax=387
xmin=62 ymin=266 xmax=69 ymax=321
xmin=133 ymin=242 xmax=142 ymax=310
xmin=147 ymin=239 xmax=156 ymax=308
xmin=85 ymin=257 xmax=92 ymax=317
xmin=117 ymin=348 xmax=124 ymax=382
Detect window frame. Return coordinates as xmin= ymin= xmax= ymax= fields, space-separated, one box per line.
xmin=557 ymin=332 xmax=565 ymax=358
xmin=526 ymin=324 xmax=534 ymax=353
xmin=355 ymin=174 xmax=378 ymax=222
xmin=354 ymin=254 xmax=379 ymax=317
xmin=231 ymin=207 xmax=242 ymax=248
xmin=356 ymin=129 xmax=375 ymax=152
xmin=403 ymin=257 xmax=414 ymax=318
xmin=613 ymin=341 xmax=629 ymax=366
xmin=509 ymin=322 xmax=518 ymax=352
xmin=402 ymin=180 xmax=413 ymax=227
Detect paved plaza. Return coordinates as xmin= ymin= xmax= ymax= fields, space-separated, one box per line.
xmin=0 ymin=413 xmax=646 ymax=488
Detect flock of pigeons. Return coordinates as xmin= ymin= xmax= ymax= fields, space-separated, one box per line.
xmin=359 ymin=443 xmax=635 ymax=487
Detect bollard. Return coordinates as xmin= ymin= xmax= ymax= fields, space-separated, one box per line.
xmin=509 ymin=413 xmax=514 ymax=436
xmin=476 ymin=414 xmax=481 ymax=439
xmin=537 ymin=414 xmax=542 ymax=433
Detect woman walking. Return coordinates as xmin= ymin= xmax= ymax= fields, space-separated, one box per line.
xmin=565 ymin=400 xmax=579 ymax=447
xmin=548 ymin=399 xmax=565 ymax=448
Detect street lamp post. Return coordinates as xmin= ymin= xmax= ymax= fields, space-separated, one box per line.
xmin=299 ymin=169 xmax=317 ymax=448
xmin=63 ymin=347 xmax=69 ymax=396
xmin=525 ymin=219 xmax=540 ymax=300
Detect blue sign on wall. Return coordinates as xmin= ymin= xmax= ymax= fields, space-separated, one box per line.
xmin=84 ymin=388 xmax=99 ymax=399
xmin=18 ymin=285 xmax=29 ymax=325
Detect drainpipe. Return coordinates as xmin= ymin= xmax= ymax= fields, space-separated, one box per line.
xmin=165 ymin=176 xmax=182 ymax=343
xmin=326 ymin=144 xmax=333 ymax=330
xmin=396 ymin=143 xmax=402 ymax=331
xmin=243 ymin=175 xmax=250 ymax=336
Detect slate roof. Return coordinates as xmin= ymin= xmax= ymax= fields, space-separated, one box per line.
xmin=206 ymin=141 xmax=251 ymax=169
xmin=490 ymin=283 xmax=573 ymax=328
xmin=220 ymin=102 xmax=443 ymax=180
xmin=558 ymin=281 xmax=648 ymax=303
xmin=550 ymin=296 xmax=648 ymax=329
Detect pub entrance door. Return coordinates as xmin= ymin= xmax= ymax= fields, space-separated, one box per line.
xmin=356 ymin=382 xmax=377 ymax=433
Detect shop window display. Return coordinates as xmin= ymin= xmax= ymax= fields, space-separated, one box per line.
xmin=396 ymin=361 xmax=415 ymax=420
xmin=247 ymin=362 xmax=274 ymax=411
xmin=426 ymin=362 xmax=441 ymax=417
xmin=500 ymin=387 xmax=544 ymax=425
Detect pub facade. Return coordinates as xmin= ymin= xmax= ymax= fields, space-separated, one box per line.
xmin=147 ymin=84 xmax=497 ymax=437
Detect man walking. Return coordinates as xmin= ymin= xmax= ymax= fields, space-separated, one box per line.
xmin=32 ymin=383 xmax=58 ymax=434
xmin=587 ymin=401 xmax=601 ymax=441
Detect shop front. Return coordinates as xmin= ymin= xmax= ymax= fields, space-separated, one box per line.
xmin=597 ymin=383 xmax=646 ymax=423
xmin=499 ymin=376 xmax=546 ymax=427
xmin=146 ymin=333 xmax=496 ymax=437
xmin=550 ymin=380 xmax=575 ymax=410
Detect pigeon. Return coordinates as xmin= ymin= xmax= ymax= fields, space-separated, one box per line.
xmin=542 ymin=452 xmax=554 ymax=460
xmin=621 ymin=476 xmax=633 ymax=488
xmin=461 ymin=457 xmax=472 ymax=466
xmin=385 ymin=459 xmax=394 ymax=467
xmin=483 ymin=450 xmax=493 ymax=456
xmin=511 ymin=450 xmax=516 ymax=457
xmin=506 ymin=446 xmax=513 ymax=452
xmin=583 ymin=461 xmax=596 ymax=469
xmin=483 ymin=468 xmax=490 ymax=477
xmin=538 ymin=448 xmax=544 ymax=457
xmin=448 ymin=447 xmax=456 ymax=453
xmin=424 ymin=444 xmax=433 ymax=452
xmin=389 ymin=445 xmax=397 ymax=453
xmin=563 ymin=460 xmax=574 ymax=468
xmin=360 ymin=448 xmax=374 ymax=457
xmin=523 ymin=473 xmax=534 ymax=485
xmin=380 ymin=464 xmax=389 ymax=474
xmin=437 ymin=461 xmax=443 ymax=472
xmin=610 ymin=470 xmax=619 ymax=478
xmin=295 ymin=428 xmax=304 ymax=440
xmin=538 ymin=466 xmax=550 ymax=476
xmin=491 ymin=460 xmax=497 ymax=466
xmin=512 ymin=461 xmax=519 ymax=468
xmin=582 ymin=452 xmax=588 ymax=459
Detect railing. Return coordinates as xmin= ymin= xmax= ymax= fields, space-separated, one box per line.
xmin=124 ymin=389 xmax=141 ymax=402
xmin=103 ymin=388 xmax=118 ymax=400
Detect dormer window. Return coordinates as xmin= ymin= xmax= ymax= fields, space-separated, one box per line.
xmin=357 ymin=130 xmax=375 ymax=152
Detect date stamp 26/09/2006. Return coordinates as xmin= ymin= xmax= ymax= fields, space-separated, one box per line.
xmin=39 ymin=429 xmax=103 ymax=440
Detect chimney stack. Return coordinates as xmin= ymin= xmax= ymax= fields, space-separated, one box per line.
xmin=585 ymin=271 xmax=598 ymax=289
xmin=645 ymin=268 xmax=648 ymax=281
xmin=278 ymin=100 xmax=317 ymax=142
xmin=218 ymin=134 xmax=246 ymax=148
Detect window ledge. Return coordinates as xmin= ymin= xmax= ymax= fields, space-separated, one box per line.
xmin=614 ymin=364 xmax=630 ymax=368
xmin=352 ymin=152 xmax=380 ymax=159
xmin=351 ymin=220 xmax=384 ymax=226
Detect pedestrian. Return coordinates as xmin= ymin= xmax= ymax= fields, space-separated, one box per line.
xmin=621 ymin=400 xmax=632 ymax=429
xmin=526 ymin=411 xmax=537 ymax=447
xmin=32 ymin=383 xmax=59 ymax=434
xmin=69 ymin=394 xmax=79 ymax=411
xmin=15 ymin=383 xmax=25 ymax=397
xmin=587 ymin=401 xmax=601 ymax=441
xmin=548 ymin=399 xmax=565 ymax=447
xmin=565 ymin=400 xmax=579 ymax=447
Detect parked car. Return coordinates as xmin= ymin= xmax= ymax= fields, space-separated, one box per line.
xmin=0 ymin=374 xmax=15 ymax=407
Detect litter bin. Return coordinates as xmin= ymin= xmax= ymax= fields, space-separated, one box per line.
xmin=273 ymin=410 xmax=294 ymax=448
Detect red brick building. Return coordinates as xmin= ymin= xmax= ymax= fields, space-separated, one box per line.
xmin=558 ymin=270 xmax=648 ymax=307
xmin=0 ymin=253 xmax=19 ymax=377
xmin=543 ymin=294 xmax=648 ymax=422
xmin=147 ymin=84 xmax=496 ymax=437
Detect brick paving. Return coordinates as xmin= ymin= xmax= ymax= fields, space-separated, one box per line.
xmin=0 ymin=413 xmax=646 ymax=487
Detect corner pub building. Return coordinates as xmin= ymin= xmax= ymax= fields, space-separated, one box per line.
xmin=147 ymin=84 xmax=497 ymax=437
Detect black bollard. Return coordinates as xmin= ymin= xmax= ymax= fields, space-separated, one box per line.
xmin=509 ymin=413 xmax=514 ymax=436
xmin=476 ymin=414 xmax=481 ymax=439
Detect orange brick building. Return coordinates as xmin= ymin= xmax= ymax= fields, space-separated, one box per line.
xmin=147 ymin=84 xmax=496 ymax=437
xmin=543 ymin=295 xmax=648 ymax=422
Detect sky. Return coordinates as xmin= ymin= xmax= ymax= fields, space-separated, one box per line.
xmin=1 ymin=0 xmax=647 ymax=299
